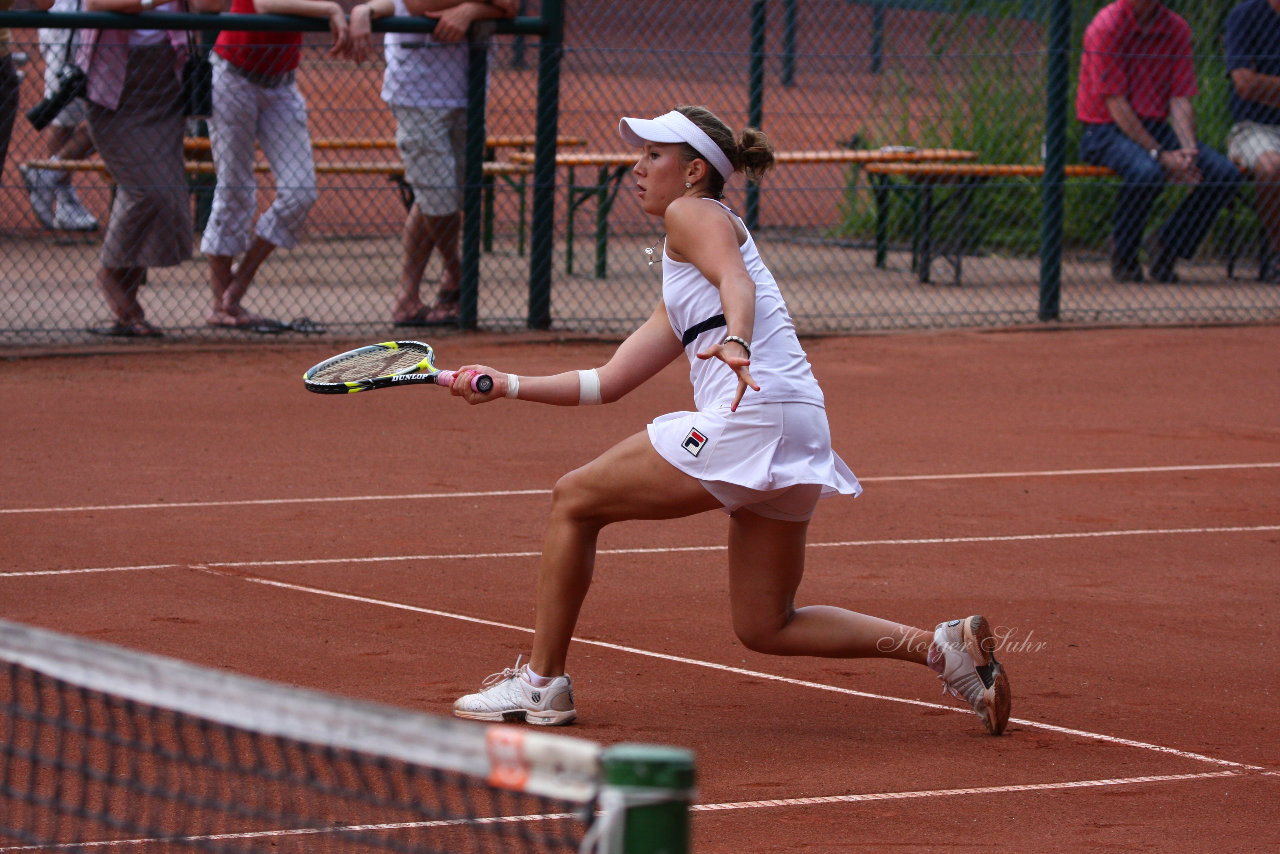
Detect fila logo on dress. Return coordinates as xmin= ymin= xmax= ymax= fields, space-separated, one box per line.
xmin=682 ymin=428 xmax=708 ymax=456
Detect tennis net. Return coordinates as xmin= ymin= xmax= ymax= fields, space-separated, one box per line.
xmin=0 ymin=619 xmax=695 ymax=853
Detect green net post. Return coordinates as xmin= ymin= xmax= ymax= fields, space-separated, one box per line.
xmin=598 ymin=743 xmax=696 ymax=854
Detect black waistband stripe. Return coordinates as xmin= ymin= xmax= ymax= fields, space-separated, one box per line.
xmin=680 ymin=313 xmax=727 ymax=348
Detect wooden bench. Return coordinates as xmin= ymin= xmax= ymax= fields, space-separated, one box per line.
xmin=862 ymin=162 xmax=1117 ymax=286
xmin=316 ymin=160 xmax=534 ymax=254
xmin=509 ymin=147 xmax=979 ymax=278
xmin=23 ymin=157 xmax=534 ymax=253
xmin=509 ymin=151 xmax=635 ymax=278
xmin=183 ymin=134 xmax=584 ymax=155
xmin=181 ymin=135 xmax=582 ymax=252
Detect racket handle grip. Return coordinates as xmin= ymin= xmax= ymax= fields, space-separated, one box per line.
xmin=436 ymin=370 xmax=495 ymax=394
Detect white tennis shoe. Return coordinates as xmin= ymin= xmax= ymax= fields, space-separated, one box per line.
xmin=453 ymin=657 xmax=576 ymax=726
xmin=54 ymin=185 xmax=100 ymax=231
xmin=927 ymin=615 xmax=1011 ymax=735
xmin=20 ymin=165 xmax=59 ymax=230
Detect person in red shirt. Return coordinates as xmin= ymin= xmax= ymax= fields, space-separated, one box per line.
xmin=1077 ymin=0 xmax=1240 ymax=283
xmin=201 ymin=0 xmax=350 ymax=331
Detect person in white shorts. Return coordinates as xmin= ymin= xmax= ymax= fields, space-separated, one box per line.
xmin=350 ymin=0 xmax=516 ymax=326
xmin=443 ymin=105 xmax=1013 ymax=736
xmin=22 ymin=0 xmax=100 ymax=231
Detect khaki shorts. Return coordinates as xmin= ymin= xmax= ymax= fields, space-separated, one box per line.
xmin=392 ymin=104 xmax=466 ymax=217
xmin=1227 ymin=121 xmax=1280 ymax=172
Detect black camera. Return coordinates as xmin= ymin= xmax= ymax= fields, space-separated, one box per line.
xmin=26 ymin=64 xmax=88 ymax=131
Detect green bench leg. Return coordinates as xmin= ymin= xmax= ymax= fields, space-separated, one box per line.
xmin=594 ymin=166 xmax=610 ymax=279
xmin=566 ymin=165 xmax=578 ymax=276
xmin=873 ymin=175 xmax=889 ymax=269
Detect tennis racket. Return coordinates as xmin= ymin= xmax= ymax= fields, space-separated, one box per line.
xmin=303 ymin=341 xmax=493 ymax=395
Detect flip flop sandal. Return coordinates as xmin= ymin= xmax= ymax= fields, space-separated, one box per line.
xmin=287 ymin=317 xmax=326 ymax=334
xmin=243 ymin=318 xmax=288 ymax=334
xmin=88 ymin=320 xmax=164 ymax=338
xmin=393 ymin=307 xmax=435 ymax=327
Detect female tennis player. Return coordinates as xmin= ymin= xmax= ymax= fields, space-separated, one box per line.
xmin=446 ymin=106 xmax=1011 ymax=735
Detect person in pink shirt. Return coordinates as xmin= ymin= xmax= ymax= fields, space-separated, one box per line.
xmin=79 ymin=0 xmax=222 ymax=337
xmin=1077 ymin=0 xmax=1240 ymax=283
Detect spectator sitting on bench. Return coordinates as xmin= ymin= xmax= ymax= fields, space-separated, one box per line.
xmin=350 ymin=0 xmax=517 ymax=327
xmin=1225 ymin=0 xmax=1280 ymax=283
xmin=1077 ymin=0 xmax=1240 ymax=283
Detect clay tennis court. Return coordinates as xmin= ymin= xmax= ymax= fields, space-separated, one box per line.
xmin=2 ymin=323 xmax=1278 ymax=851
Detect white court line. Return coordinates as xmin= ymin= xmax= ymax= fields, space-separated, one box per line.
xmin=4 ymin=524 xmax=1273 ymax=769
xmin=4 ymin=466 xmax=1274 ymax=836
xmin=190 ymin=568 xmax=1262 ymax=773
xmin=0 ymin=811 xmax=579 ymax=851
xmin=691 ymin=769 xmax=1275 ymax=812
xmin=4 ymin=523 xmax=1277 ymax=579
xmin=2 ymin=461 xmax=1277 ymax=515
xmin=3 ymin=770 xmax=1273 ymax=852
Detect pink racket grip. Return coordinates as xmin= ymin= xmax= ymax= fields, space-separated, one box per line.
xmin=434 ymin=370 xmax=494 ymax=394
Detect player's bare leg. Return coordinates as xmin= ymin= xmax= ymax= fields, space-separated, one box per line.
xmin=528 ymin=431 xmax=722 ymax=677
xmin=454 ymin=431 xmax=719 ymax=724
xmin=726 ymin=510 xmax=1008 ymax=732
xmin=726 ymin=510 xmax=931 ymax=663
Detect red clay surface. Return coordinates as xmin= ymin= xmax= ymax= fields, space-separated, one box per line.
xmin=3 ymin=325 xmax=1279 ymax=851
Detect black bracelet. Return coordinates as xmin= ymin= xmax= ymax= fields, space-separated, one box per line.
xmin=721 ymin=335 xmax=751 ymax=357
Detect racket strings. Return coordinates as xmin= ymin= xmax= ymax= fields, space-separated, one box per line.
xmin=311 ymin=344 xmax=436 ymax=383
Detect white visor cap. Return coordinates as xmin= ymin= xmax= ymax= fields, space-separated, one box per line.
xmin=618 ymin=110 xmax=735 ymax=181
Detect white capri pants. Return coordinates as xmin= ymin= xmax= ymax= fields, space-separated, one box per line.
xmin=201 ymin=54 xmax=317 ymax=257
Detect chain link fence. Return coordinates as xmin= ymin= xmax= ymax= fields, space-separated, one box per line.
xmin=2 ymin=0 xmax=1278 ymax=346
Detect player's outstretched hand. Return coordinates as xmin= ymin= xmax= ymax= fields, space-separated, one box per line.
xmin=449 ymin=364 xmax=506 ymax=405
xmin=696 ymin=343 xmax=759 ymax=412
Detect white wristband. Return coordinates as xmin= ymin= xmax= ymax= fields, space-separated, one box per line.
xmin=505 ymin=373 xmax=520 ymax=399
xmin=577 ymin=368 xmax=601 ymax=405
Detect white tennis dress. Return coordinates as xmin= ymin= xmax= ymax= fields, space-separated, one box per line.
xmin=646 ymin=200 xmax=861 ymax=513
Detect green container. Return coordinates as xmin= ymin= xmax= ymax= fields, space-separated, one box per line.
xmin=601 ymin=743 xmax=697 ymax=854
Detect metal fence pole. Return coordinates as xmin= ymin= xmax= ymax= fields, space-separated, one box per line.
xmin=781 ymin=0 xmax=797 ymax=87
xmin=527 ymin=0 xmax=564 ymax=330
xmin=746 ymin=0 xmax=766 ymax=231
xmin=1038 ymin=0 xmax=1070 ymax=322
xmin=460 ymin=25 xmax=492 ymax=331
xmin=871 ymin=2 xmax=884 ymax=75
